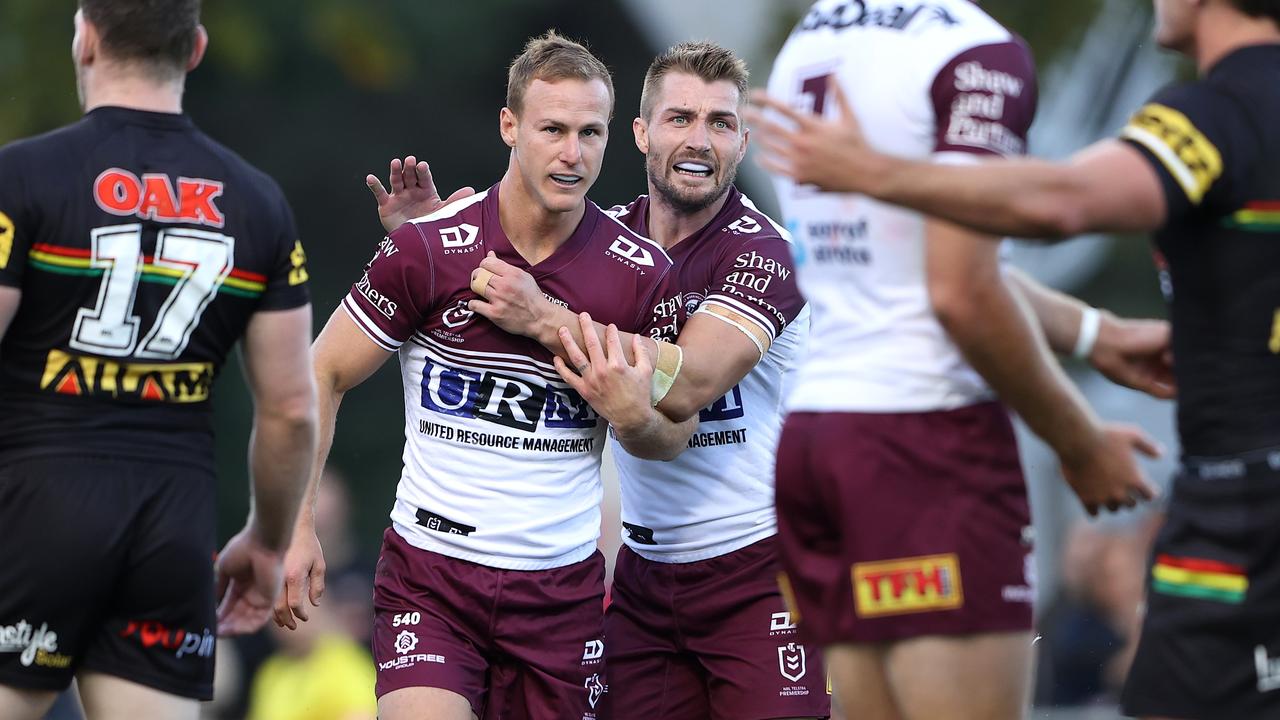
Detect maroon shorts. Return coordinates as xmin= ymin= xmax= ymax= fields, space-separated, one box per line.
xmin=774 ymin=404 xmax=1034 ymax=645
xmin=372 ymin=528 xmax=608 ymax=719
xmin=605 ymin=538 xmax=830 ymax=720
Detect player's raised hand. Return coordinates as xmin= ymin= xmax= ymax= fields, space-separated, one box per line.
xmin=1059 ymin=422 xmax=1162 ymax=516
xmin=366 ymin=155 xmax=475 ymax=233
xmin=272 ymin=526 xmax=326 ymax=630
xmin=469 ymin=252 xmax=554 ymax=337
xmin=215 ymin=526 xmax=286 ymax=636
xmin=1089 ymin=313 xmax=1176 ymax=400
xmin=553 ymin=313 xmax=654 ymax=431
xmin=746 ymin=80 xmax=875 ymax=194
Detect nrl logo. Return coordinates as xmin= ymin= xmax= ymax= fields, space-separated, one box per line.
xmin=442 ymin=300 xmax=474 ymax=329
xmin=584 ymin=673 xmax=606 ymax=708
xmin=778 ymin=642 xmax=806 ymax=682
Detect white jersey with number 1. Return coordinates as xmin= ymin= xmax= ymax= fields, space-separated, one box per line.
xmin=767 ymin=0 xmax=1039 ymax=413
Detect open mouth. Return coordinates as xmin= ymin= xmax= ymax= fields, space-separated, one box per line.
xmin=673 ymin=161 xmax=714 ymax=179
xmin=550 ymin=174 xmax=583 ymax=188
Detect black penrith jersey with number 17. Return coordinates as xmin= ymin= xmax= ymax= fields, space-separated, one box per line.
xmin=0 ymin=107 xmax=309 ymax=465
xmin=1119 ymin=44 xmax=1280 ymax=457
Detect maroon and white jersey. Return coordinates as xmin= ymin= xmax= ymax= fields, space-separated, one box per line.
xmin=767 ymin=0 xmax=1038 ymax=412
xmin=606 ymin=188 xmax=808 ymax=562
xmin=342 ymin=185 xmax=679 ymax=570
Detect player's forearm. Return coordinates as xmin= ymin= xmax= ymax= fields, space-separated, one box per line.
xmin=248 ymin=401 xmax=318 ymax=551
xmin=613 ymin=410 xmax=697 ymax=461
xmin=939 ymin=278 xmax=1101 ymax=460
xmin=656 ymin=342 xmax=754 ymax=422
xmin=1005 ymin=267 xmax=1093 ymax=355
xmin=292 ymin=378 xmax=345 ymax=535
xmin=536 ymin=306 xmax=650 ymax=366
xmin=869 ymin=152 xmax=1084 ymax=240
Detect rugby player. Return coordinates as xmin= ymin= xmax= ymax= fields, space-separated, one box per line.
xmin=752 ymin=1 xmax=1280 ymax=717
xmin=0 ymin=1 xmax=318 ymax=718
xmin=743 ymin=1 xmax=1167 ymax=718
xmin=290 ymin=32 xmax=691 ymax=720
xmin=359 ymin=42 xmax=827 ymax=718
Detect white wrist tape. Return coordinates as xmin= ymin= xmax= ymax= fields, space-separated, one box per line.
xmin=1073 ymin=307 xmax=1102 ymax=359
xmin=650 ymin=340 xmax=683 ymax=406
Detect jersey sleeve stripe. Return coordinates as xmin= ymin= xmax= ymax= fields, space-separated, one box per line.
xmin=1120 ymin=104 xmax=1223 ymax=205
xmin=703 ymin=295 xmax=779 ymax=341
xmin=341 ymin=296 xmax=400 ymax=351
xmin=694 ymin=304 xmax=769 ymax=358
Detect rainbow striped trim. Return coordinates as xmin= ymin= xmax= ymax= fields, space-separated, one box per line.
xmin=1223 ymin=201 xmax=1280 ymax=232
xmin=28 ymin=243 xmax=267 ymax=298
xmin=1152 ymin=554 xmax=1248 ymax=604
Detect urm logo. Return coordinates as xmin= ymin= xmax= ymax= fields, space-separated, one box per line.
xmin=699 ymin=385 xmax=745 ymax=422
xmin=420 ymin=358 xmax=597 ymax=431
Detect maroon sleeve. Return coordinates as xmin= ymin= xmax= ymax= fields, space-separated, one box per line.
xmin=930 ymin=40 xmax=1038 ymax=158
xmin=339 ymin=223 xmax=437 ymax=351
xmin=699 ymin=228 xmax=804 ymax=354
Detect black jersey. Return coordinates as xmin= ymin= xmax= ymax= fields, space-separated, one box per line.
xmin=1119 ymin=44 xmax=1280 ymax=457
xmin=0 ymin=107 xmax=309 ymax=465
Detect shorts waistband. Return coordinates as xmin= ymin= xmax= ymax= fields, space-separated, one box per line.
xmin=1181 ymin=445 xmax=1280 ymax=481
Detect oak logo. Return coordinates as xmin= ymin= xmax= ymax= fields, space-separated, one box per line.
xmin=94 ymin=168 xmax=225 ymax=228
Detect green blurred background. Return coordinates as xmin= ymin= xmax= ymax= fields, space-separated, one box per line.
xmin=1 ymin=0 xmax=1174 ymax=573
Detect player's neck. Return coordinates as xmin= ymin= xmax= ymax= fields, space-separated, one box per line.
xmin=497 ymin=172 xmax=586 ymax=265
xmin=645 ymin=186 xmax=731 ymax=250
xmin=81 ymin=68 xmax=186 ymax=115
xmin=1193 ymin=7 xmax=1280 ymax=74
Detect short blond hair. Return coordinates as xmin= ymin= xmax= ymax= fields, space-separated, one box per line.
xmin=640 ymin=41 xmax=749 ymax=120
xmin=506 ymin=30 xmax=614 ymax=116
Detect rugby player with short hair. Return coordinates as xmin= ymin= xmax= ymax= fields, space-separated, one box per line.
xmin=286 ymin=32 xmax=692 ymax=720
xmin=362 ymin=41 xmax=828 ymax=719
xmin=752 ymin=1 xmax=1280 ymax=717
xmin=0 ymin=1 xmax=318 ymax=718
xmin=746 ymin=1 xmax=1171 ymax=718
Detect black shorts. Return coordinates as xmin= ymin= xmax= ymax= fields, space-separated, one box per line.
xmin=0 ymin=454 xmax=217 ymax=700
xmin=1122 ymin=452 xmax=1280 ymax=719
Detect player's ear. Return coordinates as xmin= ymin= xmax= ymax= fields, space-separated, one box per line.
xmin=632 ymin=116 xmax=649 ymax=154
xmin=73 ymin=9 xmax=99 ymax=67
xmin=737 ymin=124 xmax=750 ymax=164
xmin=186 ymin=25 xmax=209 ymax=72
xmin=500 ymin=107 xmax=518 ymax=148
